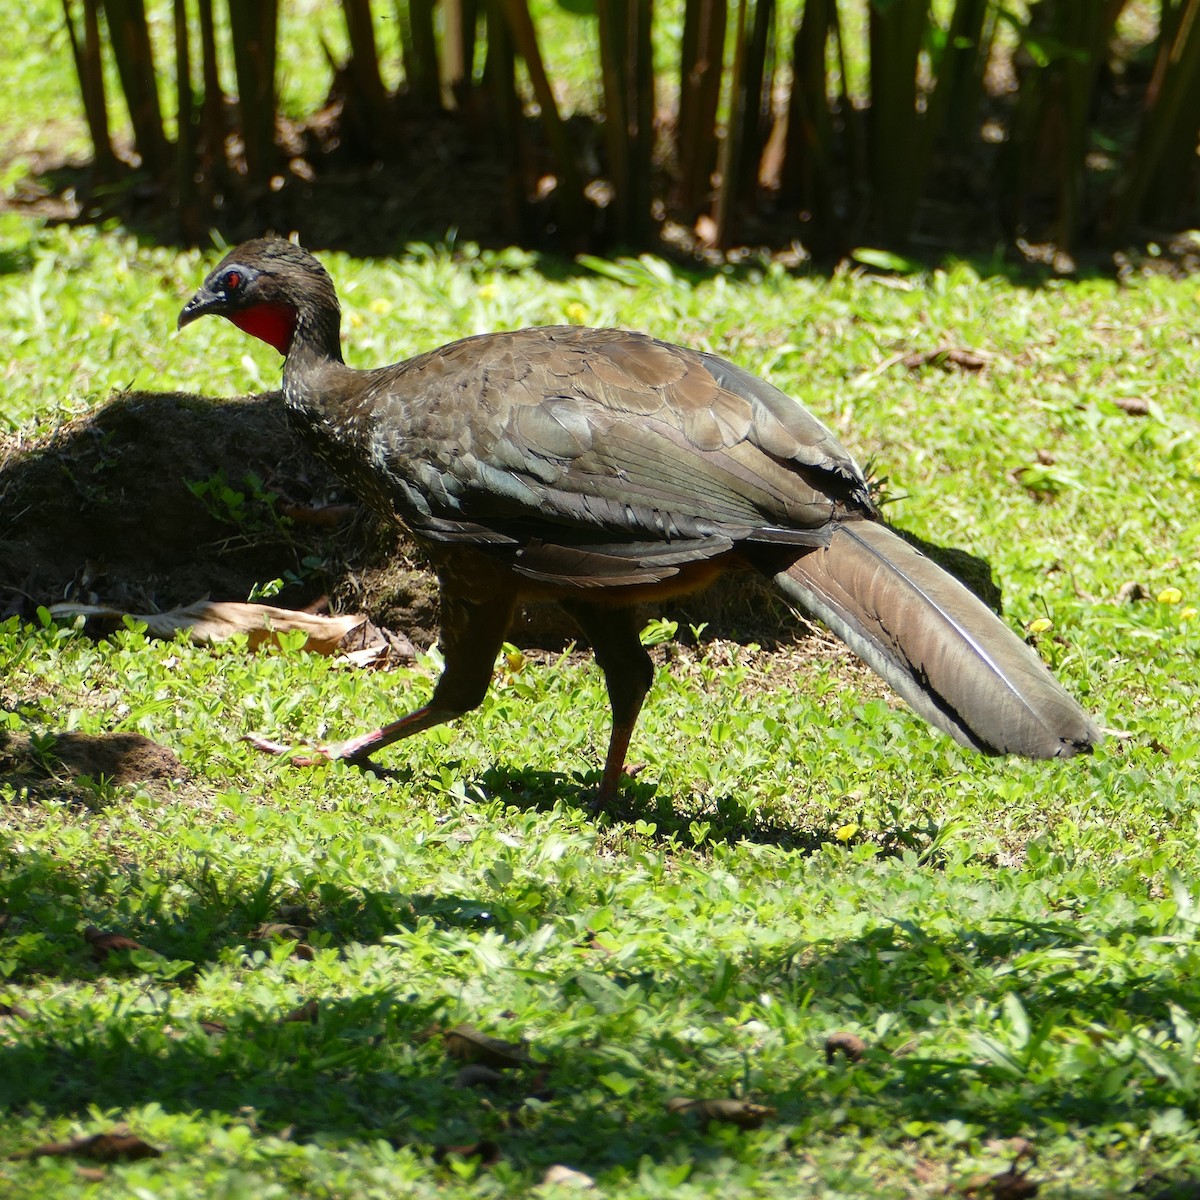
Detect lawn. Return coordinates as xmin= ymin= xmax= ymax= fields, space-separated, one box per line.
xmin=3 ymin=8 xmax=1200 ymax=1200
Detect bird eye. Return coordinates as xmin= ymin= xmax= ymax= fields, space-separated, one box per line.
xmin=223 ymin=270 xmax=242 ymax=292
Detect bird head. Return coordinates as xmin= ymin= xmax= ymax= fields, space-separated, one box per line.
xmin=178 ymin=237 xmax=341 ymax=359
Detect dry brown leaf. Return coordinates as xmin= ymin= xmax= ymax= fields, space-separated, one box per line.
xmin=443 ymin=1025 xmax=534 ymax=1068
xmin=252 ymin=922 xmax=310 ymax=941
xmin=666 ymin=1097 xmax=776 ymax=1130
xmin=12 ymin=1130 xmax=162 ymax=1162
xmin=281 ymin=999 xmax=320 ymax=1024
xmin=433 ymin=1139 xmax=502 ymax=1168
xmin=334 ymin=621 xmax=417 ymax=667
xmin=274 ymin=500 xmax=357 ymax=527
xmin=83 ymin=925 xmax=154 ymax=962
xmin=824 ymin=1031 xmax=867 ymax=1063
xmin=901 ymin=346 xmax=990 ymax=372
xmin=1115 ymin=580 xmax=1150 ymax=604
xmin=1113 ymin=396 xmax=1150 ymax=416
xmin=199 ymin=1019 xmax=228 ymax=1037
xmin=76 ymin=1166 xmax=109 ymax=1182
xmin=0 ymin=1000 xmax=31 ymax=1021
xmin=48 ymin=600 xmax=369 ymax=655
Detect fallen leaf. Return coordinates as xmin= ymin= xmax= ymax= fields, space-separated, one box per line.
xmin=252 ymin=922 xmax=310 ymax=942
xmin=274 ymin=499 xmax=357 ymax=527
xmin=666 ymin=1097 xmax=776 ymax=1130
xmin=83 ymin=925 xmax=154 ymax=962
xmin=47 ymin=600 xmax=371 ymax=655
xmin=334 ymin=620 xmax=416 ymax=665
xmin=443 ymin=1025 xmax=534 ymax=1068
xmin=0 ymin=1000 xmax=32 ymax=1020
xmin=901 ymin=346 xmax=989 ymax=371
xmin=1115 ymin=580 xmax=1149 ymax=604
xmin=1113 ymin=396 xmax=1150 ymax=416
xmin=432 ymin=1139 xmax=502 ymax=1168
xmin=76 ymin=1166 xmax=108 ymax=1182
xmin=541 ymin=1163 xmax=596 ymax=1189
xmin=824 ymin=1031 xmax=867 ymax=1063
xmin=281 ymin=999 xmax=320 ymax=1024
xmin=199 ymin=1019 xmax=228 ymax=1037
xmin=12 ymin=1130 xmax=161 ymax=1162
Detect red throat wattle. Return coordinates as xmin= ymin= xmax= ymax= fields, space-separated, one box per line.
xmin=229 ymin=303 xmax=297 ymax=355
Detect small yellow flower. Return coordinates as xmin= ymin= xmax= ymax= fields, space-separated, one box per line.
xmin=477 ymin=284 xmax=498 ymax=302
xmin=565 ymin=302 xmax=588 ymax=324
xmin=835 ymin=823 xmax=859 ymax=842
xmin=1027 ymin=617 xmax=1053 ymax=635
xmin=97 ymin=312 xmax=114 ymax=328
xmin=369 ymin=297 xmax=392 ymax=316
xmin=347 ymin=311 xmax=364 ymax=328
xmin=1158 ymin=586 xmax=1183 ymax=604
xmin=1181 ymin=607 xmax=1197 ymax=622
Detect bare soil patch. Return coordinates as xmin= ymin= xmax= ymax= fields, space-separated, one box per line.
xmin=0 ymin=730 xmax=183 ymax=787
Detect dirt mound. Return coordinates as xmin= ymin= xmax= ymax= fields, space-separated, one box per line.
xmin=0 ymin=730 xmax=183 ymax=786
xmin=0 ymin=390 xmax=446 ymax=644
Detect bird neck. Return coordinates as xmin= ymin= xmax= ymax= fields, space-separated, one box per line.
xmin=280 ymin=304 xmax=360 ymax=433
xmin=286 ymin=293 xmax=345 ymax=366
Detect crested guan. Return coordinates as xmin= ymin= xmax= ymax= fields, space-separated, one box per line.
xmin=178 ymin=238 xmax=1100 ymax=805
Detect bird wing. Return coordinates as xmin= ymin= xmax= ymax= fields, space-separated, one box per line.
xmin=348 ymin=327 xmax=875 ymax=586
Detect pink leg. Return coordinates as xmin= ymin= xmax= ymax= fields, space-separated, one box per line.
xmin=244 ymin=702 xmax=459 ymax=774
xmin=245 ymin=587 xmax=516 ymax=778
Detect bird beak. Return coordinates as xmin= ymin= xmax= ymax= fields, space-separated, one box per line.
xmin=177 ymin=283 xmax=225 ymax=330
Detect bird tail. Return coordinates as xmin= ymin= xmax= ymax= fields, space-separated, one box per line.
xmin=773 ymin=520 xmax=1100 ymax=758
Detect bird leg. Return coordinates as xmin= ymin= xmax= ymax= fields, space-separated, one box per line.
xmin=560 ymin=600 xmax=654 ymax=810
xmin=246 ymin=588 xmax=516 ymax=775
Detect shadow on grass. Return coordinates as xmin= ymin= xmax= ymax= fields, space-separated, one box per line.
xmin=0 ymin=834 xmax=1194 ymax=1181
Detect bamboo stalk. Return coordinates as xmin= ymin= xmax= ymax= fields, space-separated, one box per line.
xmin=498 ymin=0 xmax=585 ymax=238
xmin=677 ymin=0 xmax=726 ymax=215
xmin=712 ymin=0 xmax=749 ymax=246
xmin=61 ymin=0 xmax=118 ymax=178
xmin=227 ymin=0 xmax=279 ymax=188
xmin=444 ymin=0 xmax=481 ymax=111
xmin=939 ymin=0 xmax=994 ymax=156
xmin=781 ymin=0 xmax=835 ymax=250
xmin=102 ymin=0 xmax=170 ymax=176
xmin=711 ymin=0 xmax=773 ymax=246
xmin=866 ymin=0 xmax=931 ymax=244
xmin=402 ymin=0 xmax=442 ymax=110
xmin=598 ymin=0 xmax=655 ymax=243
xmin=341 ymin=0 xmax=393 ymax=144
xmin=1112 ymin=0 xmax=1200 ymax=234
xmin=173 ymin=0 xmax=202 ymax=238
xmin=483 ymin=0 xmax=526 ymax=236
xmin=196 ymin=0 xmax=225 ymax=199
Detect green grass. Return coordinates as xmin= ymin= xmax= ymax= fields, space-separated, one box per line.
xmin=4 ymin=11 xmax=1200 ymax=1198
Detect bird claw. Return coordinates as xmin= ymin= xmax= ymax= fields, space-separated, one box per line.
xmin=241 ymin=732 xmax=398 ymax=778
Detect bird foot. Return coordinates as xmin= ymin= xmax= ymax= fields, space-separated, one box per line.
xmin=589 ymin=762 xmax=648 ymax=815
xmin=241 ymin=732 xmax=399 ymax=778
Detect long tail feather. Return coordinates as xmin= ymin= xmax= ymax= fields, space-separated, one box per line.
xmin=774 ymin=521 xmax=1100 ymax=758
